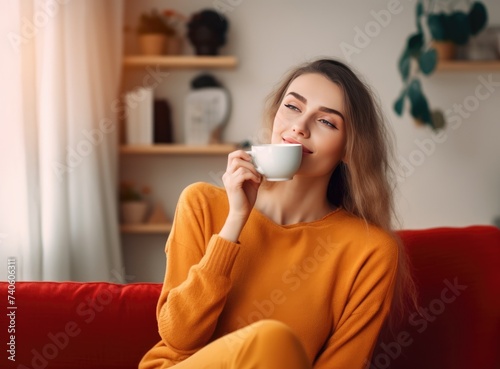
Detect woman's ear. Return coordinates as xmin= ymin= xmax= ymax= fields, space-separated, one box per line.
xmin=341 ymin=151 xmax=349 ymax=165
xmin=341 ymin=141 xmax=350 ymax=165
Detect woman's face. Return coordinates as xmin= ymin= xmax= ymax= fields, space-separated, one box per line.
xmin=271 ymin=73 xmax=347 ymax=179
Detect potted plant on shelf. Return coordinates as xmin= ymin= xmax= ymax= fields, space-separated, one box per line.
xmin=137 ymin=9 xmax=175 ymax=55
xmin=119 ymin=182 xmax=151 ymax=224
xmin=394 ymin=1 xmax=488 ymax=130
xmin=163 ymin=9 xmax=187 ymax=55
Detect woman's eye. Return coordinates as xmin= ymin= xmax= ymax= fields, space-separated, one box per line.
xmin=284 ymin=103 xmax=300 ymax=112
xmin=320 ymin=119 xmax=337 ymax=129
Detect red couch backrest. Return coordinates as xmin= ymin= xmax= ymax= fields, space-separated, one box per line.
xmin=373 ymin=225 xmax=500 ymax=369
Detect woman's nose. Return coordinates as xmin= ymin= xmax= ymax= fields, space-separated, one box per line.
xmin=292 ymin=117 xmax=310 ymax=138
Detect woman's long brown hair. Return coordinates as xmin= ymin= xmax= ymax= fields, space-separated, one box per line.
xmin=262 ymin=58 xmax=418 ymax=334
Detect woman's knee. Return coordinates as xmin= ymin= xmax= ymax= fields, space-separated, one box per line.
xmin=253 ymin=319 xmax=298 ymax=343
xmin=234 ymin=320 xmax=311 ymax=369
xmin=251 ymin=320 xmax=310 ymax=360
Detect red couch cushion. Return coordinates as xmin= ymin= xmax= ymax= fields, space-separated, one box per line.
xmin=1 ymin=282 xmax=162 ymax=369
xmin=374 ymin=226 xmax=500 ymax=369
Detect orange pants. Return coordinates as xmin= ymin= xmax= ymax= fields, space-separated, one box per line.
xmin=172 ymin=320 xmax=312 ymax=369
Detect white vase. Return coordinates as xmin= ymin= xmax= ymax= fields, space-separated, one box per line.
xmin=121 ymin=201 xmax=148 ymax=224
xmin=138 ymin=34 xmax=167 ymax=55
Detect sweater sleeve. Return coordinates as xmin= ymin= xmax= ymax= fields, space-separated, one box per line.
xmin=313 ymin=238 xmax=399 ymax=369
xmin=156 ymin=184 xmax=240 ymax=361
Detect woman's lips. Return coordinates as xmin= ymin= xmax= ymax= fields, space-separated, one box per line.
xmin=282 ymin=138 xmax=313 ymax=154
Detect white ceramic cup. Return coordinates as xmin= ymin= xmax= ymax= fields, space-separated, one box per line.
xmin=246 ymin=144 xmax=302 ymax=181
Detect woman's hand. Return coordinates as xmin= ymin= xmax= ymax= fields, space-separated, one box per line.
xmin=219 ymin=150 xmax=262 ymax=242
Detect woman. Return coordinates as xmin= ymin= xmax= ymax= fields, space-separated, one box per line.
xmin=139 ymin=59 xmax=416 ymax=369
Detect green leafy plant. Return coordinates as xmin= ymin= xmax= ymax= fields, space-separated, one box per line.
xmin=119 ymin=182 xmax=151 ymax=202
xmin=137 ymin=9 xmax=175 ymax=36
xmin=394 ymin=1 xmax=488 ymax=130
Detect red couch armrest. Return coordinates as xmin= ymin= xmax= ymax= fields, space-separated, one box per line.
xmin=1 ymin=282 xmax=162 ymax=369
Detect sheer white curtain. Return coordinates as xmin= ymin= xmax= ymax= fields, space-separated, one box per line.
xmin=0 ymin=0 xmax=125 ymax=282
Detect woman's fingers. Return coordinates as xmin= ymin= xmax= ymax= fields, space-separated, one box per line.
xmin=222 ymin=150 xmax=262 ymax=199
xmin=226 ymin=150 xmax=249 ymax=168
xmin=221 ymin=150 xmax=263 ymax=227
xmin=226 ymin=150 xmax=260 ymax=179
xmin=228 ymin=159 xmax=260 ymax=178
xmin=223 ymin=167 xmax=261 ymax=188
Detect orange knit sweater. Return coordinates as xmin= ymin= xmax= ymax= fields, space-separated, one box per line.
xmin=139 ymin=182 xmax=398 ymax=369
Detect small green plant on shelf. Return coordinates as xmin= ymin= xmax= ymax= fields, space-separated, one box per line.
xmin=136 ymin=9 xmax=187 ymax=55
xmin=137 ymin=9 xmax=175 ymax=36
xmin=119 ymin=182 xmax=152 ymax=225
xmin=119 ymin=181 xmax=151 ymax=202
xmin=394 ymin=1 xmax=488 ymax=130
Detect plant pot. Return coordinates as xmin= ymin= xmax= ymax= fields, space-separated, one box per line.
xmin=138 ymin=34 xmax=167 ymax=55
xmin=432 ymin=41 xmax=456 ymax=61
xmin=121 ymin=201 xmax=148 ymax=224
xmin=166 ymin=36 xmax=184 ymax=55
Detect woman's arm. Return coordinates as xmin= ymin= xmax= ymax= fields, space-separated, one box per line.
xmin=313 ymin=240 xmax=399 ymax=369
xmin=155 ymin=151 xmax=261 ymax=361
xmin=155 ymin=184 xmax=240 ymax=360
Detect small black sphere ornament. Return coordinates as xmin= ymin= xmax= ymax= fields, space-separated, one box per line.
xmin=187 ymin=9 xmax=229 ymax=55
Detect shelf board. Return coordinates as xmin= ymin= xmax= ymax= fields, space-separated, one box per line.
xmin=120 ymin=143 xmax=238 ymax=155
xmin=437 ymin=60 xmax=500 ymax=72
xmin=121 ymin=223 xmax=172 ymax=234
xmin=123 ymin=55 xmax=238 ymax=69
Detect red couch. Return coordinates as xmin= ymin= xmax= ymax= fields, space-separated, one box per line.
xmin=1 ymin=226 xmax=499 ymax=369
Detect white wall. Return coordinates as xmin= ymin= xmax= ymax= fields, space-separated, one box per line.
xmin=122 ymin=0 xmax=500 ymax=282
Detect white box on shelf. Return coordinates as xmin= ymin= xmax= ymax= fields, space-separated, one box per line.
xmin=125 ymin=87 xmax=153 ymax=145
